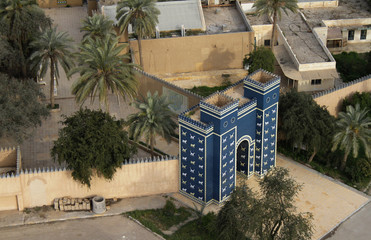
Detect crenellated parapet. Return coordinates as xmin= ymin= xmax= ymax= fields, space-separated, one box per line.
xmin=178 ymin=69 xmax=280 ymax=205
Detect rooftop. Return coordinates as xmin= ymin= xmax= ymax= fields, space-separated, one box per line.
xmin=203 ymin=6 xmax=248 ymax=34
xmin=100 ymin=0 xmax=205 ymax=32
xmin=278 ymin=11 xmax=330 ymax=64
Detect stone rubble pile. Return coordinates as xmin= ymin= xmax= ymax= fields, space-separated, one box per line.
xmin=54 ymin=197 xmax=91 ymax=211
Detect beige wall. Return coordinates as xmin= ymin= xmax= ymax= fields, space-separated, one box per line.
xmin=0 ymin=157 xmax=179 ymax=211
xmin=252 ymin=25 xmax=273 ymax=47
xmin=298 ymin=0 xmax=338 ymax=8
xmin=37 ymin=0 xmax=83 ymax=8
xmin=313 ymin=77 xmax=371 ymax=116
xmin=129 ymin=32 xmax=254 ymax=74
xmin=0 ymin=148 xmax=16 ymax=168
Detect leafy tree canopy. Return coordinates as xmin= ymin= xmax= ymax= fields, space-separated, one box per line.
xmin=51 ymin=108 xmax=136 ymax=187
xmin=0 ymin=73 xmax=49 ymax=143
xmin=244 ymin=46 xmax=275 ymax=73
xmin=0 ymin=0 xmax=51 ymax=78
xmin=341 ymin=92 xmax=371 ymax=119
xmin=216 ymin=167 xmax=313 ymax=240
xmin=279 ymin=90 xmax=335 ymax=162
xmin=333 ymin=51 xmax=371 ymax=83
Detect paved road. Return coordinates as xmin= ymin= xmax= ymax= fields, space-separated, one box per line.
xmin=0 ymin=215 xmax=160 ymax=240
xmin=325 ymin=201 xmax=371 ymax=240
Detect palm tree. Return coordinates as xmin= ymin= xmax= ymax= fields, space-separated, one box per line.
xmin=0 ymin=0 xmax=48 ymax=77
xmin=332 ymin=104 xmax=371 ymax=171
xmin=253 ymin=0 xmax=298 ymax=48
xmin=126 ymin=91 xmax=177 ymax=157
xmin=30 ymin=28 xmax=75 ymax=109
xmin=80 ymin=13 xmax=116 ymax=42
xmin=116 ymin=0 xmax=160 ymax=67
xmin=69 ymin=35 xmax=138 ymax=112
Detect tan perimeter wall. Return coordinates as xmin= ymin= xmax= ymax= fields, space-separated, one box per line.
xmin=313 ymin=76 xmax=371 ymax=116
xmin=130 ymin=32 xmax=254 ymax=74
xmin=37 ymin=0 xmax=83 ymax=8
xmin=136 ymin=70 xmax=202 ymax=113
xmin=0 ymin=157 xmax=179 ymax=211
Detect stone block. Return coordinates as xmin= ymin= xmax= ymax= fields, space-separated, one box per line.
xmin=71 ymin=199 xmax=75 ymax=205
xmin=59 ymin=205 xmax=64 ymax=211
xmin=67 ymin=199 xmax=71 ymax=204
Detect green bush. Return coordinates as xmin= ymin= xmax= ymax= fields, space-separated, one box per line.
xmin=163 ymin=200 xmax=176 ymax=216
xmin=341 ymin=92 xmax=371 ymax=118
xmin=333 ymin=51 xmax=371 ymax=82
xmin=346 ymin=157 xmax=371 ymax=182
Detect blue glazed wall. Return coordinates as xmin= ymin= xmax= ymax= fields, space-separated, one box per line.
xmin=179 ymin=70 xmax=280 ymax=205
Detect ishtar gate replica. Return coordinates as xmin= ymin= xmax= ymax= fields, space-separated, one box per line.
xmin=178 ymin=69 xmax=280 ymax=205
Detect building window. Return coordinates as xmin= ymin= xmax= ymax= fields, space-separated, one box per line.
xmin=231 ymin=117 xmax=235 ymax=123
xmin=264 ymin=39 xmax=270 ymax=46
xmin=311 ymin=79 xmax=322 ymax=85
xmin=272 ymin=93 xmax=277 ymax=99
xmin=361 ymin=30 xmax=367 ymax=40
xmin=266 ymin=97 xmax=270 ymax=103
xmin=223 ymin=121 xmax=228 ymax=128
xmin=348 ymin=30 xmax=355 ymax=40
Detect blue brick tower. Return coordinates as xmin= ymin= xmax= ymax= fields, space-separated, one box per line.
xmin=179 ymin=70 xmax=280 ymax=205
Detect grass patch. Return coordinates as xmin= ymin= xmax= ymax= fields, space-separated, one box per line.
xmin=188 ymin=85 xmax=231 ymax=97
xmin=126 ymin=200 xmax=192 ymax=237
xmin=168 ymin=213 xmax=217 ymax=240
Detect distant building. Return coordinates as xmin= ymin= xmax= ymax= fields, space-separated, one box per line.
xmin=178 ymin=69 xmax=280 ymax=205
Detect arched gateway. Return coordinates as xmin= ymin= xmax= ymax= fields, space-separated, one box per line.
xmin=178 ymin=70 xmax=280 ymax=205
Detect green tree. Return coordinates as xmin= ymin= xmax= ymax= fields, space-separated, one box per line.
xmin=244 ymin=46 xmax=275 ymax=73
xmin=332 ymin=104 xmax=371 ymax=171
xmin=333 ymin=52 xmax=370 ymax=83
xmin=70 ymin=36 xmax=137 ymax=112
xmin=80 ymin=13 xmax=116 ymax=42
xmin=279 ymin=90 xmax=335 ymax=163
xmin=216 ymin=167 xmax=313 ymax=240
xmin=51 ymin=108 xmax=136 ymax=187
xmin=341 ymin=92 xmax=371 ymax=119
xmin=126 ymin=91 xmax=177 ymax=156
xmin=0 ymin=73 xmax=49 ymax=143
xmin=30 ymin=28 xmax=75 ymax=109
xmin=0 ymin=0 xmax=51 ymax=78
xmin=253 ymin=0 xmax=298 ymax=48
xmin=116 ymin=0 xmax=160 ymax=67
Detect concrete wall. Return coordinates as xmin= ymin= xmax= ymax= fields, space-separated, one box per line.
xmin=37 ymin=0 xmax=83 ymax=8
xmin=0 ymin=156 xmax=179 ymax=211
xmin=313 ymin=27 xmax=328 ymax=46
xmin=129 ymin=32 xmax=254 ymax=74
xmin=252 ymin=25 xmax=273 ymax=47
xmin=297 ymin=0 xmax=338 ymax=8
xmin=313 ymin=75 xmax=371 ymax=116
xmin=136 ymin=70 xmax=202 ymax=112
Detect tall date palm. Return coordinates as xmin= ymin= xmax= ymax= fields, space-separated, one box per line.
xmin=30 ymin=28 xmax=75 ymax=109
xmin=116 ymin=0 xmax=160 ymax=67
xmin=80 ymin=13 xmax=116 ymax=42
xmin=332 ymin=104 xmax=371 ymax=171
xmin=253 ymin=0 xmax=298 ymax=48
xmin=69 ymin=36 xmax=138 ymax=112
xmin=126 ymin=91 xmax=177 ymax=157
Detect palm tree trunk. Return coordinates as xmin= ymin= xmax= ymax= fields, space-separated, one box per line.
xmin=150 ymin=135 xmax=155 ymax=157
xmin=271 ymin=11 xmax=278 ymax=48
xmin=340 ymin=151 xmax=349 ymax=171
xmin=18 ymin=39 xmax=27 ymax=78
xmin=308 ymin=148 xmax=317 ymax=164
xmin=138 ymin=35 xmax=144 ymax=67
xmin=50 ymin=58 xmax=55 ymax=109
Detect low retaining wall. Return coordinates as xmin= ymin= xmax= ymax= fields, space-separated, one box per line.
xmin=0 ymin=156 xmax=179 ymax=211
xmin=313 ymin=75 xmax=371 ymax=116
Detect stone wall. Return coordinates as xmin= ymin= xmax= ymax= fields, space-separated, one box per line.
xmin=0 ymin=156 xmax=179 ymax=211
xmin=129 ymin=31 xmax=254 ymax=74
xmin=37 ymin=0 xmax=83 ymax=8
xmin=313 ymin=75 xmax=371 ymax=116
